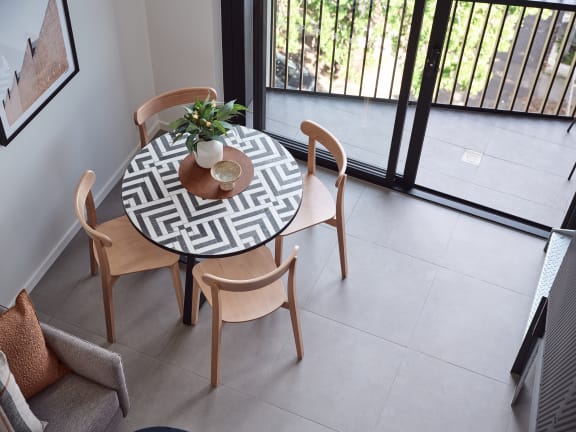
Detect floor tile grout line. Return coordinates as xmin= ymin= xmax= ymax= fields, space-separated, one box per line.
xmin=300 ymin=282 xmax=528 ymax=386
xmin=298 ymin=230 xmax=340 ymax=308
xmin=412 ymin=349 xmax=517 ymax=387
xmin=221 ymin=382 xmax=342 ymax=432
xmin=49 ymin=317 xmax=169 ymax=364
xmin=343 ymin=181 xmax=367 ymax=225
xmin=371 ymin=347 xmax=412 ymax=432
xmin=418 ymin=164 xmax=574 ymax=211
xmin=404 ymin=266 xmax=441 ymax=349
xmin=344 ymin=229 xmax=536 ymax=299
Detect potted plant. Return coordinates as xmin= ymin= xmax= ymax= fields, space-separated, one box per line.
xmin=169 ymin=98 xmax=247 ymax=168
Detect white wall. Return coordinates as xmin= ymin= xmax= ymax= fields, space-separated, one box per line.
xmin=145 ymin=0 xmax=224 ymax=124
xmin=111 ymin=0 xmax=156 ymax=114
xmin=0 ymin=1 xmax=224 ymax=305
xmin=0 ymin=0 xmax=152 ymax=305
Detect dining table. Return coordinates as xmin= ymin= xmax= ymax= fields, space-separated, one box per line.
xmin=121 ymin=126 xmax=303 ymax=324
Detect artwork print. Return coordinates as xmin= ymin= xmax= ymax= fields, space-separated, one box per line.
xmin=0 ymin=0 xmax=78 ymax=146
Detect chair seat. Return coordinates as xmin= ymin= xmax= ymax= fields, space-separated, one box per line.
xmin=281 ymin=173 xmax=335 ymax=236
xmin=97 ymin=216 xmax=179 ymax=276
xmin=193 ymin=246 xmax=287 ymax=323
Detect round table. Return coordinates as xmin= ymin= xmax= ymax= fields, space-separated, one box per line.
xmin=121 ymin=126 xmax=303 ymax=324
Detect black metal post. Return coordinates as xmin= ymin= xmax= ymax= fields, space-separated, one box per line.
xmin=402 ymin=0 xmax=452 ymax=187
xmin=385 ymin=1 xmax=426 ymax=184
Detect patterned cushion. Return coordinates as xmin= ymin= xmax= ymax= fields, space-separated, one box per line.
xmin=0 ymin=351 xmax=45 ymax=431
xmin=0 ymin=290 xmax=68 ymax=399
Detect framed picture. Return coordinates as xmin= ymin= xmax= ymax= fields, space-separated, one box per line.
xmin=0 ymin=0 xmax=79 ymax=146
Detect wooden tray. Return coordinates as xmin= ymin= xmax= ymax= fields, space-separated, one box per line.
xmin=178 ymin=147 xmax=254 ymax=199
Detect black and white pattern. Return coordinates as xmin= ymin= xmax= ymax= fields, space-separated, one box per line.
xmin=122 ymin=127 xmax=303 ymax=257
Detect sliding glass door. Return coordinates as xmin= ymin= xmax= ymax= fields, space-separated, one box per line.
xmin=261 ymin=0 xmax=432 ymax=180
xmin=229 ymin=0 xmax=576 ymax=234
xmin=405 ymin=1 xmax=576 ymax=230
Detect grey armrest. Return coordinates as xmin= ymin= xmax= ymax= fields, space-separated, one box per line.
xmin=40 ymin=323 xmax=130 ymax=416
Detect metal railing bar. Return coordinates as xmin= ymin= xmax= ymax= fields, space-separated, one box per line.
xmin=359 ymin=0 xmax=375 ymax=96
xmin=510 ymin=8 xmax=543 ymax=111
xmin=465 ymin=3 xmax=492 ymax=106
xmin=374 ymin=0 xmax=391 ymax=99
xmin=450 ymin=2 xmax=475 ymax=105
xmin=557 ymin=57 xmax=576 ymax=116
xmin=299 ymin=0 xmax=308 ymax=90
xmin=480 ymin=4 xmax=508 ymax=107
xmin=271 ymin=0 xmax=278 ymax=87
xmin=434 ymin=0 xmax=458 ymax=102
xmin=555 ymin=26 xmax=576 ymax=115
xmin=283 ymin=0 xmax=291 ymax=89
xmin=329 ymin=0 xmax=340 ymax=93
xmin=541 ymin=11 xmax=575 ymax=113
xmin=344 ymin=0 xmax=358 ymax=95
xmin=390 ymin=0 xmax=407 ymax=99
xmin=526 ymin=9 xmax=559 ymax=112
xmin=494 ymin=6 xmax=526 ymax=109
xmin=268 ymin=0 xmax=576 ymax=118
xmin=570 ymin=66 xmax=576 ymax=118
xmin=472 ymin=0 xmax=576 ymax=13
xmin=313 ymin=0 xmax=324 ymax=92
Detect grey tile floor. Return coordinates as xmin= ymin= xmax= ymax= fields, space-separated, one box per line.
xmin=266 ymin=91 xmax=576 ymax=227
xmin=31 ymin=166 xmax=545 ymax=432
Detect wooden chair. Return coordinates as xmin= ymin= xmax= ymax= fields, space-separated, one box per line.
xmin=275 ymin=120 xmax=348 ymax=278
xmin=191 ymin=245 xmax=303 ymax=387
xmin=134 ymin=87 xmax=218 ymax=147
xmin=74 ymin=170 xmax=183 ymax=343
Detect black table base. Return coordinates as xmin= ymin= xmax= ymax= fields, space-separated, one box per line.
xmin=183 ymin=255 xmax=205 ymax=325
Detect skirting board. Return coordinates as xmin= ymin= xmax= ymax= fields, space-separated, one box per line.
xmin=21 ymin=132 xmax=158 ymax=305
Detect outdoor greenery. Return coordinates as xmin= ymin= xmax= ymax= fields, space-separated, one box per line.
xmin=273 ymin=0 xmax=561 ymax=106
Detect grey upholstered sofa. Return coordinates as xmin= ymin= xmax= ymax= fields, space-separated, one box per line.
xmin=0 ymin=314 xmax=129 ymax=432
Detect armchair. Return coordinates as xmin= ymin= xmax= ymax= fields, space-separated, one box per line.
xmin=0 ymin=305 xmax=129 ymax=432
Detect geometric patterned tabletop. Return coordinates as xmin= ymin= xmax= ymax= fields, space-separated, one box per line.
xmin=122 ymin=126 xmax=303 ymax=258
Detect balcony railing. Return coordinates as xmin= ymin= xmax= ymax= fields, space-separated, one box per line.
xmin=269 ymin=0 xmax=576 ymax=117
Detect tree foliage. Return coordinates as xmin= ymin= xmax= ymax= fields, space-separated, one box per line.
xmin=273 ymin=0 xmax=550 ymax=101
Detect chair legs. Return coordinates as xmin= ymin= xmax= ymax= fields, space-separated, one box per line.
xmin=101 ymin=277 xmax=116 ymax=343
xmin=211 ymin=317 xmax=223 ymax=387
xmin=170 ymin=263 xmax=184 ymax=318
xmin=284 ymin=302 xmax=304 ymax=360
xmin=191 ymin=279 xmax=201 ymax=325
xmin=89 ymin=239 xmax=98 ymax=276
xmin=99 ymin=265 xmax=182 ymax=343
xmin=277 ymin=221 xmax=348 ymax=278
xmin=336 ymin=218 xmax=348 ymax=279
xmin=325 ymin=217 xmax=348 ymax=279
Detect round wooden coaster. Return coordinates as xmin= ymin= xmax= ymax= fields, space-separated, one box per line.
xmin=178 ymin=147 xmax=254 ymax=199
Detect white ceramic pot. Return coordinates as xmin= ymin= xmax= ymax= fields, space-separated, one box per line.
xmin=195 ymin=139 xmax=224 ymax=169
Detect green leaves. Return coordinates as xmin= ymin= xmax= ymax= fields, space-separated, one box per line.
xmin=169 ymin=97 xmax=248 ymax=153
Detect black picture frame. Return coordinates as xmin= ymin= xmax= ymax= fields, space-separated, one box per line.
xmin=0 ymin=0 xmax=79 ymax=146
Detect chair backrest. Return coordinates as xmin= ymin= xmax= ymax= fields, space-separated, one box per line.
xmin=202 ymin=246 xmax=299 ymax=320
xmin=74 ymin=170 xmax=113 ymax=277
xmin=134 ymin=86 xmax=218 ymax=147
xmin=202 ymin=246 xmax=299 ymax=293
xmin=300 ymin=120 xmax=347 ymax=187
